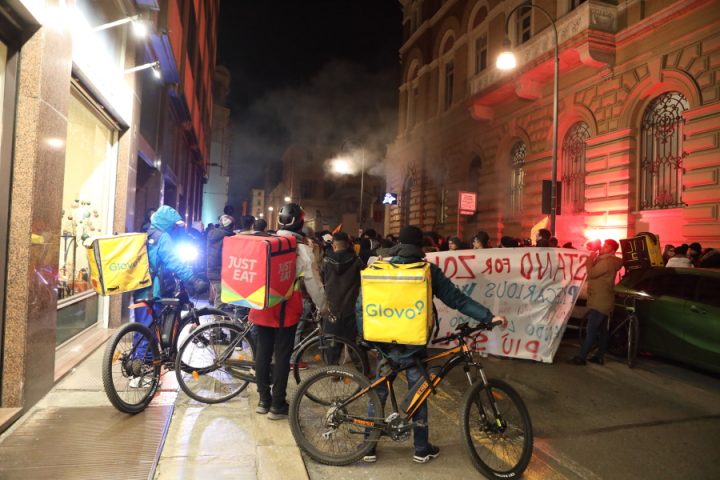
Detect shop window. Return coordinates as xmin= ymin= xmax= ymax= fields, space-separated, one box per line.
xmin=639 ymin=92 xmax=688 ymax=210
xmin=510 ymin=141 xmax=526 ymax=217
xmin=562 ymin=121 xmax=590 ymax=213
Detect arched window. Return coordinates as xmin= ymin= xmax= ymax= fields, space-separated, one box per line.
xmin=510 ymin=141 xmax=526 ymax=217
xmin=640 ymin=92 xmax=689 ymax=210
xmin=439 ymin=32 xmax=455 ymax=112
xmin=469 ymin=5 xmax=488 ymax=75
xmin=562 ymin=121 xmax=590 ymax=213
xmin=406 ymin=62 xmax=420 ymax=130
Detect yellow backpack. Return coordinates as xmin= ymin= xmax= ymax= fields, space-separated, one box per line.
xmin=86 ymin=233 xmax=152 ymax=295
xmin=360 ymin=260 xmax=433 ymax=346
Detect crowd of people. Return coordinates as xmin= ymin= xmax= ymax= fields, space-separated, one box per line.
xmin=662 ymin=241 xmax=720 ymax=268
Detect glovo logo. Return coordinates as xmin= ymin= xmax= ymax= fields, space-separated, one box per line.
xmin=108 ymin=257 xmax=142 ymax=272
xmin=365 ymin=300 xmax=425 ymax=320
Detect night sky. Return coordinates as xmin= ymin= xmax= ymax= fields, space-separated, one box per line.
xmin=216 ymin=0 xmax=403 ymax=209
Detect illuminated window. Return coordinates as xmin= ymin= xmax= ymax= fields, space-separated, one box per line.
xmin=562 ymin=122 xmax=590 ymax=213
xmin=517 ymin=1 xmax=532 ymax=45
xmin=510 ymin=141 xmax=526 ymax=217
xmin=475 ymin=34 xmax=487 ymax=74
xmin=639 ymin=92 xmax=688 ymax=210
xmin=444 ymin=61 xmax=454 ymax=110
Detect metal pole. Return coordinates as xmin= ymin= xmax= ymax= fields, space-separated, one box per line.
xmin=359 ymin=149 xmax=365 ymax=234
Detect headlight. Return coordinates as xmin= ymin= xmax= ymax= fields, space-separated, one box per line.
xmin=177 ymin=243 xmax=199 ymax=262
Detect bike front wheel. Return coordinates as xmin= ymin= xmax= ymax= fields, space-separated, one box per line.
xmin=175 ymin=320 xmax=254 ymax=404
xmin=460 ymin=379 xmax=533 ymax=479
xmin=290 ymin=366 xmax=382 ymax=466
xmin=102 ymin=322 xmax=161 ymax=414
xmin=292 ymin=335 xmax=369 ymax=389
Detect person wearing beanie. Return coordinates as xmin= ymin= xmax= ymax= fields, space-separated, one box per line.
xmin=358 ymin=224 xmax=507 ymax=464
xmin=249 ymin=203 xmax=327 ymax=420
xmin=206 ymin=214 xmax=235 ymax=308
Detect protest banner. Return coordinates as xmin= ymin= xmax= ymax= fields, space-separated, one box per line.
xmin=424 ymin=248 xmax=589 ymax=363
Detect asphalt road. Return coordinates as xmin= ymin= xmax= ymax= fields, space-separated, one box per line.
xmin=301 ymin=340 xmax=720 ymax=480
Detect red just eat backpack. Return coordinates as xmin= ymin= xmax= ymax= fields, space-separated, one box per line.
xmin=220 ymin=233 xmax=297 ymax=309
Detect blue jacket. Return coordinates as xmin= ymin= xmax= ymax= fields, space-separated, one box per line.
xmin=357 ymin=243 xmax=494 ymax=359
xmin=135 ymin=206 xmax=195 ymax=300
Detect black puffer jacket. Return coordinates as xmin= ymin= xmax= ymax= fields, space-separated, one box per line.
xmin=321 ymin=249 xmax=363 ymax=318
xmin=206 ymin=225 xmax=234 ymax=281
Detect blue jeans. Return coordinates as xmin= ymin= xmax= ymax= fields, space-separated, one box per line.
xmin=133 ymin=304 xmax=156 ymax=360
xmin=293 ymin=298 xmax=314 ymax=347
xmin=578 ymin=309 xmax=609 ymax=360
xmin=367 ymin=355 xmax=429 ymax=452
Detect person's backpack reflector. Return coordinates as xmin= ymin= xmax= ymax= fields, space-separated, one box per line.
xmin=361 ymin=260 xmax=433 ymax=345
xmin=221 ymin=234 xmax=297 ymax=309
xmin=86 ymin=233 xmax=152 ymax=295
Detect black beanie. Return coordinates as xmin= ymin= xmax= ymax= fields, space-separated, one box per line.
xmin=399 ymin=225 xmax=424 ymax=247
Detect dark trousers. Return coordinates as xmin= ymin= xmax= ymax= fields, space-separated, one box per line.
xmin=323 ymin=313 xmax=362 ymax=365
xmin=254 ymin=323 xmax=298 ymax=408
xmin=579 ymin=309 xmax=609 ymax=360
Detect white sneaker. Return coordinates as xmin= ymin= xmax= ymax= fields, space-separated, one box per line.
xmin=128 ymin=376 xmax=154 ymax=388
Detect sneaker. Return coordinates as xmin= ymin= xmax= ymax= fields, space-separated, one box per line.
xmin=413 ymin=444 xmax=440 ymax=464
xmin=128 ymin=376 xmax=153 ymax=388
xmin=567 ymin=356 xmax=586 ymax=366
xmin=268 ymin=404 xmax=289 ymax=420
xmin=588 ymin=356 xmax=605 ymax=365
xmin=362 ymin=447 xmax=377 ymax=463
xmin=256 ymin=400 xmax=270 ymax=415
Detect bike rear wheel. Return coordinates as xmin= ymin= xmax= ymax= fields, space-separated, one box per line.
xmin=461 ymin=379 xmax=533 ymax=479
xmin=102 ymin=323 xmax=161 ymax=414
xmin=290 ymin=366 xmax=382 ymax=466
xmin=175 ymin=320 xmax=254 ymax=404
xmin=627 ymin=314 xmax=639 ymax=368
xmin=292 ymin=335 xmax=369 ymax=393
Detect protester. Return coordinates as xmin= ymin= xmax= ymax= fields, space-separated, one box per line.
xmin=698 ymin=248 xmax=720 ymax=267
xmin=249 ymin=203 xmax=326 ymax=420
xmin=662 ymin=244 xmax=676 ymax=265
xmin=206 ymin=214 xmax=235 ymax=308
xmin=688 ymin=242 xmax=703 ymax=267
xmin=447 ymin=236 xmax=462 ymax=251
xmin=666 ymin=244 xmax=693 ymax=268
xmin=536 ymin=228 xmax=551 ymax=247
xmin=359 ymin=225 xmax=507 ymax=464
xmin=569 ymin=239 xmax=623 ymax=365
xmin=500 ymin=236 xmax=519 ymax=248
xmin=237 ymin=215 xmax=255 ymax=233
xmin=254 ymin=218 xmax=268 ymax=232
xmin=472 ymin=231 xmax=491 ymax=249
xmin=549 ymin=237 xmax=559 ymax=247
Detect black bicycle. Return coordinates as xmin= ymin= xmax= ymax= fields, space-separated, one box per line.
xmin=289 ymin=321 xmax=533 ymax=479
xmin=101 ymin=286 xmax=245 ymax=413
xmin=175 ymin=310 xmax=369 ymax=404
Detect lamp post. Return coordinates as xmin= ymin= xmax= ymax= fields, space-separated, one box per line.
xmin=497 ymin=3 xmax=559 ymax=237
xmin=331 ymin=141 xmax=366 ymax=235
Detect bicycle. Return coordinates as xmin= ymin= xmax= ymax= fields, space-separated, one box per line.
xmin=289 ymin=321 xmax=534 ymax=479
xmin=101 ymin=285 xmax=251 ymax=413
xmin=174 ymin=309 xmax=370 ymax=404
xmin=578 ymin=291 xmax=650 ymax=368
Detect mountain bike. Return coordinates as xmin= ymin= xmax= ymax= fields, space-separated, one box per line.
xmin=101 ymin=286 xmax=247 ymax=413
xmin=289 ymin=321 xmax=533 ymax=479
xmin=175 ymin=309 xmax=369 ymax=404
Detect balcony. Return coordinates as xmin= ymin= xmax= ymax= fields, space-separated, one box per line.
xmin=469 ymin=1 xmax=618 ymax=120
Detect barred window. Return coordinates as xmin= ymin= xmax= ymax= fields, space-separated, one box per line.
xmin=475 ymin=34 xmax=487 ymax=74
xmin=640 ymin=92 xmax=688 ymax=210
xmin=517 ymin=1 xmax=532 ymax=45
xmin=562 ymin=122 xmax=590 ymax=213
xmin=510 ymin=141 xmax=526 ymax=217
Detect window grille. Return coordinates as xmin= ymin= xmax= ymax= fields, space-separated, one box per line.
xmin=640 ymin=92 xmax=688 ymax=210
xmin=517 ymin=1 xmax=532 ymax=44
xmin=475 ymin=34 xmax=487 ymax=74
xmin=510 ymin=141 xmax=526 ymax=216
xmin=561 ymin=122 xmax=590 ymax=213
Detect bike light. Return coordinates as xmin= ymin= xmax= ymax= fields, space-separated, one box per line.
xmin=177 ymin=243 xmax=199 ymax=262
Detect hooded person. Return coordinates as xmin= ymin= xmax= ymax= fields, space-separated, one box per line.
xmin=249 ymin=203 xmax=327 ymax=420
xmin=321 ymin=232 xmax=366 ymax=365
xmin=206 ymin=214 xmax=235 ymax=307
xmin=356 ymin=225 xmax=507 ymax=464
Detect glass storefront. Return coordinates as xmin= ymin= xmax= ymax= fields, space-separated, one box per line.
xmin=56 ymin=88 xmax=118 ymax=345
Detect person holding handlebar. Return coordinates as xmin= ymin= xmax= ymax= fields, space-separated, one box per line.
xmin=357 ymin=225 xmax=507 ymax=464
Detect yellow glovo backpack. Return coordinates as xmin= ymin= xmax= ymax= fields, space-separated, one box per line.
xmin=86 ymin=233 xmax=152 ymax=295
xmin=361 ymin=260 xmax=434 ymax=346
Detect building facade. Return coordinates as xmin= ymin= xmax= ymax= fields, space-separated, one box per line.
xmin=0 ymin=0 xmax=217 ymax=430
xmin=386 ymin=0 xmax=720 ymax=249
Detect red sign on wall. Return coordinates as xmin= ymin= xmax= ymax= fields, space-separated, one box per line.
xmin=459 ymin=191 xmax=476 ymax=216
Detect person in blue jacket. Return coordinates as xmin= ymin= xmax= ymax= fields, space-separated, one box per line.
xmin=358 ymin=225 xmax=507 ymax=464
xmin=131 ymin=206 xmax=208 ymax=385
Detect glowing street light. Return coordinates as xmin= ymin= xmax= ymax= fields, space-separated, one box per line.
xmin=331 ymin=157 xmax=353 ymax=175
xmin=284 ymin=196 xmax=291 ymax=202
xmin=497 ymin=2 xmax=559 ymax=236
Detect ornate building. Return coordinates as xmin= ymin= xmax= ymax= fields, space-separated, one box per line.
xmin=386 ymin=0 xmax=720 ymax=249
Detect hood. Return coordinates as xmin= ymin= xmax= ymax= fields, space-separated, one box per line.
xmin=324 ymin=250 xmax=358 ymax=274
xmin=151 ymin=205 xmax=183 ymax=232
xmin=387 ymin=243 xmax=425 ymax=263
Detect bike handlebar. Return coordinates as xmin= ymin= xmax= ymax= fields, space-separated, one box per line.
xmin=430 ymin=320 xmax=503 ymax=345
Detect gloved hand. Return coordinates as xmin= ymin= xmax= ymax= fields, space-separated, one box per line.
xmin=187 ymin=277 xmax=210 ymax=297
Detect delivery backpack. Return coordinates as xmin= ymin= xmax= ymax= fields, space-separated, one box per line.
xmin=86 ymin=233 xmax=152 ymax=295
xmin=360 ymin=260 xmax=434 ymax=346
xmin=220 ymin=233 xmax=297 ymax=309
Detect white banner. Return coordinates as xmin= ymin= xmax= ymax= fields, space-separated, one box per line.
xmin=425 ymin=248 xmax=589 ymax=363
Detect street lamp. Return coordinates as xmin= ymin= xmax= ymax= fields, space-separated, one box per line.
xmin=330 ymin=143 xmax=366 ymax=234
xmin=284 ymin=196 xmax=291 ymax=203
xmin=497 ymin=2 xmax=559 ymax=236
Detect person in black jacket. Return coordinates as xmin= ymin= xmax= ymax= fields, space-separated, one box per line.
xmin=206 ymin=214 xmax=235 ymax=307
xmin=321 ymin=232 xmax=365 ymax=364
